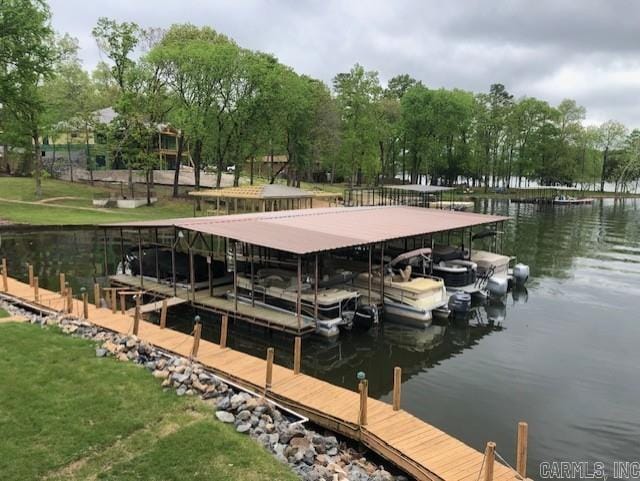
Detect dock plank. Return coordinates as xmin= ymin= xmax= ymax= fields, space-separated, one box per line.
xmin=0 ymin=275 xmax=526 ymax=481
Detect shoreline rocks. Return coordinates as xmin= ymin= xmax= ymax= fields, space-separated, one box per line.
xmin=0 ymin=299 xmax=403 ymax=481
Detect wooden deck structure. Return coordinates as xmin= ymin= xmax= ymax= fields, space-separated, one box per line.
xmin=0 ymin=268 xmax=530 ymax=481
xmin=109 ymin=274 xmax=316 ymax=335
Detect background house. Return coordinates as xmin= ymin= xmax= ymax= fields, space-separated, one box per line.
xmin=41 ymin=107 xmax=183 ymax=174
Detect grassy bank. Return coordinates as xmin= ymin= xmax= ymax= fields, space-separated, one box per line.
xmin=0 ymin=308 xmax=8 ymax=318
xmin=0 ymin=322 xmax=296 ymax=481
xmin=0 ymin=178 xmax=194 ymax=225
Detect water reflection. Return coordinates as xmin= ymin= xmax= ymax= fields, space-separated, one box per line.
xmin=1 ymin=198 xmax=640 ymax=475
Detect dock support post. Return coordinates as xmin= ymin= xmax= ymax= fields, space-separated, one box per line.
xmin=111 ymin=289 xmax=117 ymax=314
xmin=82 ymin=289 xmax=89 ymax=319
xmin=132 ymin=295 xmax=140 ymax=336
xmin=484 ymin=442 xmax=496 ymax=481
xmin=358 ymin=375 xmax=368 ymax=426
xmin=220 ymin=314 xmax=228 ymax=348
xmin=314 ymin=254 xmax=318 ymax=323
xmin=516 ymin=422 xmax=528 ymax=478
xmin=59 ymin=273 xmax=65 ymax=295
xmin=233 ymin=242 xmax=238 ymax=314
xmin=368 ymin=245 xmax=372 ymax=302
xmin=137 ymin=228 xmax=144 ymax=289
xmin=94 ymin=284 xmax=101 ymax=308
xmin=392 ymin=367 xmax=402 ymax=411
xmin=293 ymin=337 xmax=301 ymax=375
xmin=296 ymin=256 xmax=302 ymax=331
xmin=160 ymin=299 xmax=167 ymax=329
xmin=28 ymin=263 xmax=34 ymax=287
xmin=1 ymin=258 xmax=7 ymax=292
xmin=33 ymin=276 xmax=39 ymax=302
xmin=120 ymin=292 xmax=126 ymax=315
xmin=265 ymin=347 xmax=274 ymax=392
xmin=191 ymin=316 xmax=202 ymax=358
xmin=67 ymin=287 xmax=73 ymax=314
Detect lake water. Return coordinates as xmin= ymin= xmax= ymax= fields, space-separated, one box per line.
xmin=1 ymin=198 xmax=639 ymax=479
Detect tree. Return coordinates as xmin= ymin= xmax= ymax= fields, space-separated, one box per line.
xmin=333 ymin=64 xmax=382 ymax=185
xmin=92 ymin=17 xmax=142 ymax=196
xmin=597 ymin=120 xmax=627 ymax=192
xmin=385 ymin=74 xmax=419 ymax=183
xmin=0 ymin=0 xmax=57 ymax=197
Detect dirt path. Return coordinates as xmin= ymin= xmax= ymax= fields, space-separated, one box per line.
xmin=36 ymin=196 xmax=82 ymax=204
xmin=0 ymin=197 xmax=122 ymax=214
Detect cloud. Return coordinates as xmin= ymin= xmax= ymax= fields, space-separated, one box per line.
xmin=47 ymin=0 xmax=640 ymax=127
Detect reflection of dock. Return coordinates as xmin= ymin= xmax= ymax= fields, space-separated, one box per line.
xmin=109 ymin=274 xmax=316 ymax=336
xmin=1 ymin=273 xmax=527 ymax=481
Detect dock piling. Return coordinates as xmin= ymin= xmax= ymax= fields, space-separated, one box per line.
xmin=220 ymin=314 xmax=228 ymax=348
xmin=111 ymin=289 xmax=117 ymax=314
xmin=66 ymin=286 xmax=73 ymax=314
xmin=358 ymin=372 xmax=368 ymax=426
xmin=28 ymin=264 xmax=34 ymax=287
xmin=265 ymin=347 xmax=274 ymax=391
xmin=1 ymin=258 xmax=7 ymax=292
xmin=93 ymin=284 xmax=100 ymax=308
xmin=82 ymin=288 xmax=89 ymax=318
xmin=132 ymin=295 xmax=141 ymax=336
xmin=160 ymin=299 xmax=167 ymax=329
xmin=120 ymin=292 xmax=126 ymax=315
xmin=33 ymin=276 xmax=39 ymax=302
xmin=484 ymin=441 xmax=496 ymax=481
xmin=516 ymin=422 xmax=528 ymax=478
xmin=59 ymin=273 xmax=65 ymax=295
xmin=293 ymin=336 xmax=301 ymax=375
xmin=392 ymin=367 xmax=402 ymax=411
xmin=191 ymin=316 xmax=202 ymax=358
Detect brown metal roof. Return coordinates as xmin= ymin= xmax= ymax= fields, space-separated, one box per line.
xmin=188 ymin=184 xmax=314 ymax=199
xmin=381 ymin=184 xmax=454 ymax=193
xmin=104 ymin=206 xmax=508 ymax=255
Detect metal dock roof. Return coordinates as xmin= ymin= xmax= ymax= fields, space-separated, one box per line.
xmin=104 ymin=206 xmax=508 ymax=255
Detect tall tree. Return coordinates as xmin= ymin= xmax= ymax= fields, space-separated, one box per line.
xmin=0 ymin=0 xmax=57 ymax=196
xmin=597 ymin=120 xmax=627 ymax=192
xmin=333 ymin=64 xmax=382 ymax=185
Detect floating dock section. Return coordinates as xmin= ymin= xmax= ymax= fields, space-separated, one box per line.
xmin=0 ymin=269 xmax=530 ymax=481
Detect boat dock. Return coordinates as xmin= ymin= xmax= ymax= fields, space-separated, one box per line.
xmin=108 ymin=274 xmax=316 ymax=335
xmin=508 ymin=186 xmax=593 ymax=205
xmin=0 ymin=271 xmax=530 ymax=481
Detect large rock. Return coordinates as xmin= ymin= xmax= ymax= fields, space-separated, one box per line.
xmin=215 ymin=411 xmax=235 ymax=423
xmin=236 ymin=422 xmax=251 ymax=434
xmin=95 ymin=348 xmax=108 ymax=358
xmin=280 ymin=423 xmax=307 ymax=444
xmin=216 ymin=396 xmax=231 ymax=410
xmin=236 ymin=410 xmax=251 ymax=422
xmin=153 ymin=369 xmax=170 ymax=380
xmin=171 ymin=373 xmax=190 ymax=385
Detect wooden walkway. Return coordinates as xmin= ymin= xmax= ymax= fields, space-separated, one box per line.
xmin=109 ymin=274 xmax=316 ymax=336
xmin=0 ymin=275 xmax=527 ymax=481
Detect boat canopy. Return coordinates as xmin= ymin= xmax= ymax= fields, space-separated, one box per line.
xmin=103 ymin=206 xmax=508 ymax=256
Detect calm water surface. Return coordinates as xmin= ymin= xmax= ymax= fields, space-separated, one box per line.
xmin=1 ymin=198 xmax=639 ymax=479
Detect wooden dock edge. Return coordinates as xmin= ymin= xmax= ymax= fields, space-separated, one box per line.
xmin=0 ymin=274 xmax=528 ymax=481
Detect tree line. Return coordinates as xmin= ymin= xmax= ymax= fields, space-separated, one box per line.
xmin=2 ymin=0 xmax=639 ymax=199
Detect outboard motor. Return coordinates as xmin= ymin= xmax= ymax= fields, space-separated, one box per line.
xmin=448 ymin=292 xmax=472 ymax=320
xmin=513 ymin=263 xmax=530 ymax=285
xmin=353 ymin=304 xmax=378 ymax=330
xmin=487 ymin=276 xmax=508 ymax=298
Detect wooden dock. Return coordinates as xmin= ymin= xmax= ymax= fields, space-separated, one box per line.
xmin=109 ymin=274 xmax=316 ymax=335
xmin=0 ymin=273 xmax=529 ymax=481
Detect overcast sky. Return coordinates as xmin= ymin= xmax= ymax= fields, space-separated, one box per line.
xmin=48 ymin=0 xmax=640 ymax=127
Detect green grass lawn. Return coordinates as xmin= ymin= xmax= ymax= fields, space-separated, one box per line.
xmin=0 ymin=308 xmax=8 ymax=318
xmin=0 ymin=322 xmax=296 ymax=481
xmin=0 ymin=178 xmax=195 ymax=225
